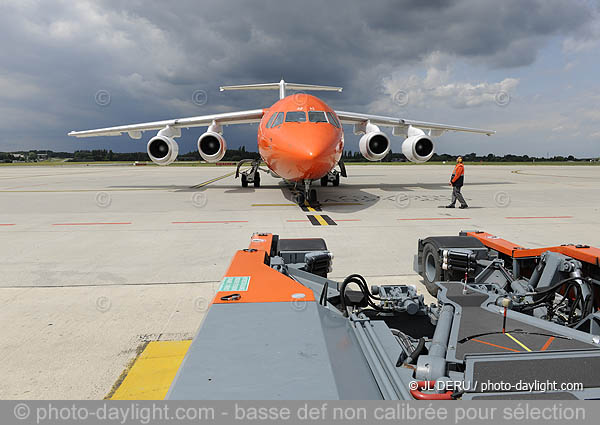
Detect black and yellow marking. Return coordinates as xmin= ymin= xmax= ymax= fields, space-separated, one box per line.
xmin=301 ymin=200 xmax=322 ymax=212
xmin=307 ymin=214 xmax=337 ymax=226
xmin=251 ymin=202 xmax=362 ymax=207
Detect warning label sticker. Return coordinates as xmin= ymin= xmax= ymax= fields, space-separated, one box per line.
xmin=218 ymin=276 xmax=251 ymax=292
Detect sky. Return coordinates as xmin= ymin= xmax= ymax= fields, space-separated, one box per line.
xmin=1 ymin=0 xmax=599 ymax=157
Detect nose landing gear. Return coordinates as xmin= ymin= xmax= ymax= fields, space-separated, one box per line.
xmin=293 ymin=181 xmax=318 ymax=205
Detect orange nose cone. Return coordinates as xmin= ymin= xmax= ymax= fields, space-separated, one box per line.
xmin=266 ymin=126 xmax=342 ymax=181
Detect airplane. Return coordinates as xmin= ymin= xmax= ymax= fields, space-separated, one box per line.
xmin=68 ymin=79 xmax=495 ymax=204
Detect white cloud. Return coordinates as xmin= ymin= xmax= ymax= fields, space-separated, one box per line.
xmin=562 ymin=8 xmax=600 ymax=54
xmin=369 ymin=53 xmax=519 ymax=111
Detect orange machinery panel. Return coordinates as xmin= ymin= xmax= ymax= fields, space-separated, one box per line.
xmin=466 ymin=231 xmax=600 ymax=266
xmin=212 ymin=233 xmax=316 ymax=305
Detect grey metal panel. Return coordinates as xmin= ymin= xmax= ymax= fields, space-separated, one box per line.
xmin=316 ymin=307 xmax=383 ymax=399
xmin=464 ymin=350 xmax=600 ymax=393
xmin=167 ymin=301 xmax=379 ymax=400
xmin=437 ymin=282 xmax=600 ymax=364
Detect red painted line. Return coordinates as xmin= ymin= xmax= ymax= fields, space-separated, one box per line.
xmin=506 ymin=216 xmax=573 ymax=220
xmin=540 ymin=336 xmax=555 ymax=351
xmin=471 ymin=338 xmax=520 ymax=353
xmin=172 ymin=221 xmax=248 ymax=224
xmin=335 ymin=219 xmax=361 ymax=222
xmin=0 ymin=224 xmax=16 ymax=226
xmin=397 ymin=217 xmax=471 ymax=221
xmin=53 ymin=222 xmax=131 ymax=226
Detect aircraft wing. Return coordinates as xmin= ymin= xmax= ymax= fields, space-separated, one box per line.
xmin=334 ymin=111 xmax=495 ymax=136
xmin=68 ymin=109 xmax=265 ymax=138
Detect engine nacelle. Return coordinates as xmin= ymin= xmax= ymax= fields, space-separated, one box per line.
xmin=147 ymin=135 xmax=179 ymax=165
xmin=401 ymin=128 xmax=435 ymax=163
xmin=197 ymin=131 xmax=227 ymax=162
xmin=359 ymin=130 xmax=390 ymax=161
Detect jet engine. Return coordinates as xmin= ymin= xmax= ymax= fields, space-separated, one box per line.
xmin=147 ymin=135 xmax=179 ymax=165
xmin=198 ymin=131 xmax=227 ymax=162
xmin=359 ymin=128 xmax=390 ymax=161
xmin=401 ymin=126 xmax=434 ymax=163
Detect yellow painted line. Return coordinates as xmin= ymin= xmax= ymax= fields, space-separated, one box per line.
xmin=251 ymin=203 xmax=298 ymax=207
xmin=110 ymin=340 xmax=192 ymax=400
xmin=314 ymin=214 xmax=329 ymax=226
xmin=251 ymin=202 xmax=363 ymax=207
xmin=303 ymin=200 xmax=317 ymax=212
xmin=191 ymin=171 xmax=236 ymax=188
xmin=505 ymin=333 xmax=532 ymax=352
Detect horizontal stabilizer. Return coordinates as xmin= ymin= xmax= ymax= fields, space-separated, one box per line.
xmin=220 ymin=79 xmax=342 ymax=99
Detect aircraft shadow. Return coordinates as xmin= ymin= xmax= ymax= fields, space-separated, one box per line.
xmin=109 ymin=179 xmax=514 ymax=213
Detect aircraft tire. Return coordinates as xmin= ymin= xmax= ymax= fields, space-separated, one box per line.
xmin=241 ymin=174 xmax=248 ymax=187
xmin=333 ymin=173 xmax=340 ymax=186
xmin=253 ymin=172 xmax=261 ymax=187
xmin=320 ymin=176 xmax=328 ymax=186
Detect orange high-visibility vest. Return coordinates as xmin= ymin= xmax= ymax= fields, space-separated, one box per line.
xmin=451 ymin=163 xmax=464 ymax=185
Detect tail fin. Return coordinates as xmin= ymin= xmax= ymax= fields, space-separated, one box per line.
xmin=220 ymin=79 xmax=342 ymax=100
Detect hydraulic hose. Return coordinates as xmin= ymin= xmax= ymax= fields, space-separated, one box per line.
xmin=397 ymin=337 xmax=425 ymax=366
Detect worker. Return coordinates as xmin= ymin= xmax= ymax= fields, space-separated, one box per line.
xmin=447 ymin=156 xmax=468 ymax=209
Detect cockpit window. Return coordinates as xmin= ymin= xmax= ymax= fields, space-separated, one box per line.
xmin=285 ymin=111 xmax=306 ymax=122
xmin=326 ymin=111 xmax=340 ymax=128
xmin=271 ymin=112 xmax=284 ymax=127
xmin=266 ymin=112 xmax=277 ymax=128
xmin=308 ymin=111 xmax=327 ymax=123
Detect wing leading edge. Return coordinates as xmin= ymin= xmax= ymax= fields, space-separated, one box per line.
xmin=68 ymin=109 xmax=265 ymax=138
xmin=335 ymin=111 xmax=495 ymax=136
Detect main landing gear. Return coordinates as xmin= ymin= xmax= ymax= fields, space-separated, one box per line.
xmin=321 ymin=159 xmax=347 ymax=187
xmin=236 ymin=159 xmax=262 ymax=188
xmin=320 ymin=170 xmax=340 ymax=187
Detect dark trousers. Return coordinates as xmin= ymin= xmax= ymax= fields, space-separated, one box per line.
xmin=451 ymin=185 xmax=466 ymax=206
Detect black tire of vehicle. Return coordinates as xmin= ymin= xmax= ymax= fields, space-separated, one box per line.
xmin=422 ymin=242 xmax=442 ymax=296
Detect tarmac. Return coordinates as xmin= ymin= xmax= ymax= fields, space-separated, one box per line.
xmin=1 ymin=163 xmax=599 ymax=399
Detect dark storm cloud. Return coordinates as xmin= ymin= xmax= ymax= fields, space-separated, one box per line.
xmin=0 ymin=0 xmax=596 ymax=153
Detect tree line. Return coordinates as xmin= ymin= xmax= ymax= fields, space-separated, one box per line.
xmin=1 ymin=149 xmax=596 ymax=163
